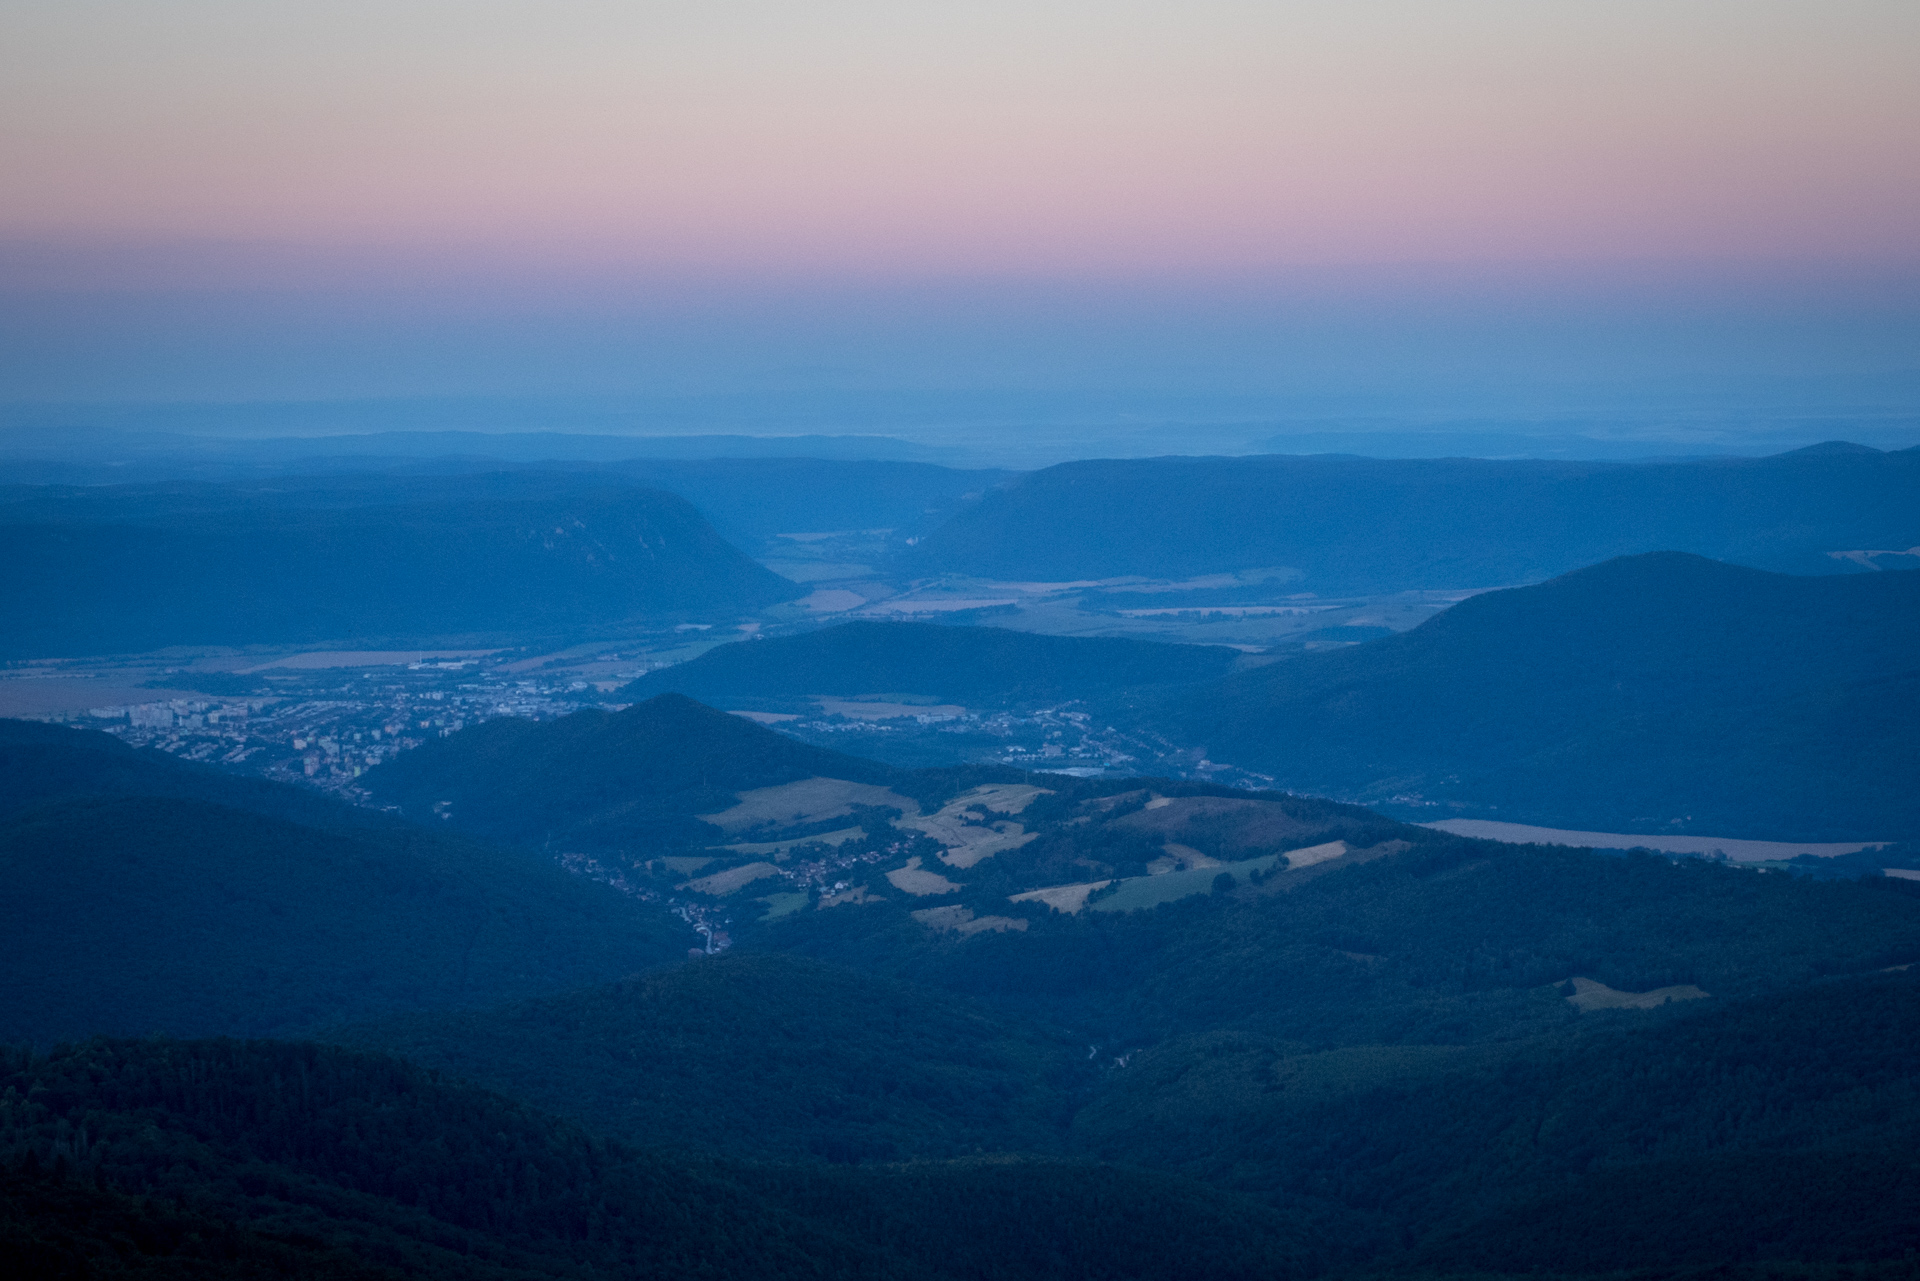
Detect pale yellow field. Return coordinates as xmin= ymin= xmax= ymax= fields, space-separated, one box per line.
xmin=240 ymin=649 xmax=496 ymax=673
xmin=957 ymin=783 xmax=1052 ymax=814
xmin=910 ymin=905 xmax=1029 ymax=935
xmin=1009 ymin=880 xmax=1113 ymax=914
xmin=901 ymin=784 xmax=1053 ymax=868
xmin=680 ymin=862 xmax=783 ymax=896
xmin=1564 ymin=976 xmax=1709 ymax=1011
xmin=817 ymin=885 xmax=883 ymax=909
xmin=1425 ymin=819 xmax=1883 ymax=863
xmin=1147 ymin=843 xmax=1223 ymax=875
xmin=699 ymin=777 xmax=919 ymax=832
xmin=1283 ymin=840 xmax=1350 ymax=869
xmin=724 ymin=827 xmax=867 ymax=858
xmin=813 ymin=697 xmax=966 ymax=720
xmin=885 ymin=856 xmax=962 ymax=896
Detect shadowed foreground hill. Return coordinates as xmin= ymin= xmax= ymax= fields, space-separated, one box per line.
xmin=0 ymin=1038 xmax=1329 ymax=1281
xmin=0 ymin=475 xmax=802 ymax=657
xmin=364 ymin=693 xmax=918 ymax=851
xmin=1162 ymin=553 xmax=1920 ymax=839
xmin=0 ymin=718 xmax=392 ymax=830
xmin=0 ymin=796 xmax=688 ymax=1044
xmin=347 ymin=952 xmax=1087 ymax=1164
xmin=0 ymin=721 xmax=688 ymax=1044
xmin=1070 ymin=968 xmax=1920 ymax=1269
xmin=622 ymin=620 xmax=1241 ymax=707
xmin=901 ymin=444 xmax=1920 ymax=590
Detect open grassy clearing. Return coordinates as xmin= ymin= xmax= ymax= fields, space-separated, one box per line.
xmin=756 ymin=891 xmax=810 ymax=920
xmin=886 ymin=856 xmax=962 ymax=896
xmin=1147 ymin=843 xmax=1224 ymax=874
xmin=1565 ymin=977 xmax=1710 ymax=1011
xmin=1115 ymin=794 xmax=1341 ymax=855
xmin=725 ymin=826 xmax=867 ymax=857
xmin=1091 ymin=854 xmax=1284 ymax=912
xmin=1423 ymin=819 xmax=1888 ymax=862
xmin=818 ymin=885 xmax=883 ymax=908
xmin=1009 ymin=881 xmax=1113 ymax=914
xmin=898 ymin=784 xmax=1053 ymax=868
xmin=683 ymin=862 xmax=783 ymax=896
xmin=699 ymin=776 xmax=918 ymax=832
xmin=1284 ymin=840 xmax=1350 ymax=868
xmin=814 ymin=696 xmax=967 ymax=720
xmin=911 ymin=905 xmax=1029 ymax=935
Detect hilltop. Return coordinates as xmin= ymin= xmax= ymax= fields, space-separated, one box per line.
xmin=900 ymin=445 xmax=1920 ymax=590
xmin=622 ymin=620 xmax=1241 ymax=707
xmin=0 ymin=475 xmax=802 ymax=657
xmin=1160 ymin=553 xmax=1920 ymax=839
xmin=363 ymin=692 xmax=916 ymax=851
xmin=0 ymin=721 xmax=687 ymax=1044
xmin=0 ymin=718 xmax=393 ymax=830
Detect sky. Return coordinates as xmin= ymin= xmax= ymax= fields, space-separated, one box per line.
xmin=3 ymin=1 xmax=1917 ymax=452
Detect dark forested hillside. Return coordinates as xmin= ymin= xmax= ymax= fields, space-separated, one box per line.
xmin=0 ymin=718 xmax=393 ymax=830
xmin=363 ymin=692 xmax=913 ymax=851
xmin=346 ymin=953 xmax=1087 ymax=1163
xmin=0 ymin=794 xmax=688 ymax=1044
xmin=622 ymin=621 xmax=1241 ymax=706
xmin=760 ymin=830 xmax=1920 ymax=1046
xmin=0 ymin=1038 xmax=1330 ymax=1281
xmin=0 ymin=720 xmax=694 ymax=1044
xmin=0 ymin=475 xmax=801 ymax=657
xmin=1072 ymin=968 xmax=1920 ymax=1268
xmin=0 ymin=429 xmax=1009 ymax=539
xmin=901 ymin=443 xmax=1920 ymax=590
xmin=1160 ymin=553 xmax=1920 ymax=839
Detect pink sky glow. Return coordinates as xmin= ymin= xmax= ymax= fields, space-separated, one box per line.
xmin=4 ymin=1 xmax=1917 ymax=278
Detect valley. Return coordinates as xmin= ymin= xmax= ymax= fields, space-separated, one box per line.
xmin=11 ymin=4 xmax=1920 ymax=1270
xmin=2 ymin=439 xmax=1918 ymax=1280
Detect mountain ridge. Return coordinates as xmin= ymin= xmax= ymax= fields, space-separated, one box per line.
xmin=1160 ymin=552 xmax=1920 ymax=839
xmin=901 ymin=446 xmax=1920 ymax=590
xmin=621 ymin=621 xmax=1242 ymax=707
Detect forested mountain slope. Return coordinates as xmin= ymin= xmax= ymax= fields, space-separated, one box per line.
xmin=622 ymin=621 xmax=1240 ymax=707
xmin=0 ymin=475 xmax=800 ymax=657
xmin=363 ymin=692 xmax=926 ymax=852
xmin=0 ymin=1037 xmax=1328 ymax=1281
xmin=0 ymin=796 xmax=688 ymax=1044
xmin=0 ymin=721 xmax=687 ymax=1044
xmin=347 ymin=953 xmax=1088 ymax=1164
xmin=334 ymin=845 xmax=1920 ymax=1274
xmin=1072 ymin=968 xmax=1920 ymax=1270
xmin=759 ymin=825 xmax=1920 ymax=1045
xmin=1160 ymin=553 xmax=1920 ymax=839
xmin=0 ymin=718 xmax=393 ymax=830
xmin=901 ymin=443 xmax=1920 ymax=590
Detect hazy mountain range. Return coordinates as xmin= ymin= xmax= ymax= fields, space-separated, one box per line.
xmin=5 ymin=435 xmax=1920 ymax=1278
xmin=903 ymin=442 xmax=1920 ymax=589
xmin=623 ymin=620 xmax=1242 ymax=708
xmin=1162 ymin=552 xmax=1920 ymax=839
xmin=0 ymin=475 xmax=801 ymax=657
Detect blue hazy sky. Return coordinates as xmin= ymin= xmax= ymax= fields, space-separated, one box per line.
xmin=2 ymin=2 xmax=1916 ymax=455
